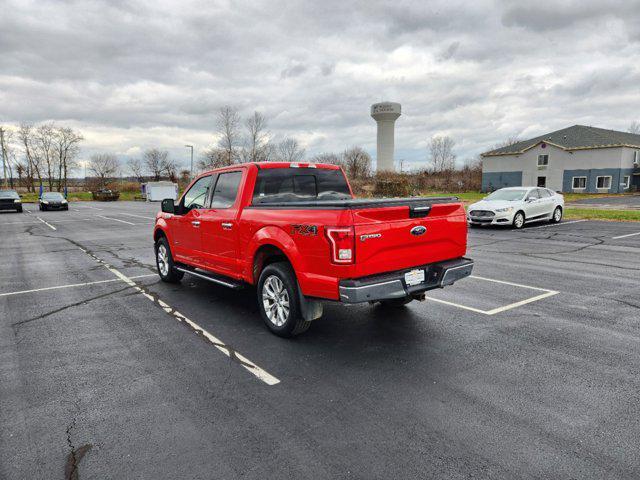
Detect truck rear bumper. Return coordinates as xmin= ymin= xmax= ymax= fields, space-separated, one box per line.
xmin=338 ymin=257 xmax=474 ymax=304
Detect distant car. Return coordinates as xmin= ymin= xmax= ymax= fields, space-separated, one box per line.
xmin=39 ymin=192 xmax=69 ymax=211
xmin=467 ymin=187 xmax=564 ymax=229
xmin=0 ymin=190 xmax=23 ymax=213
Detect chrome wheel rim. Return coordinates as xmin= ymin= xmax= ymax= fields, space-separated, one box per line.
xmin=157 ymin=244 xmax=169 ymax=276
xmin=262 ymin=275 xmax=290 ymax=327
xmin=554 ymin=208 xmax=562 ymax=221
xmin=515 ymin=214 xmax=524 ymax=228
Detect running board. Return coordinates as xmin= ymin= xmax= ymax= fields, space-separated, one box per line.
xmin=175 ymin=266 xmax=244 ymax=290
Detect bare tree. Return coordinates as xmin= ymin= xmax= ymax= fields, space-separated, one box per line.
xmin=127 ymin=157 xmax=145 ymax=182
xmin=16 ymin=162 xmax=26 ymax=188
xmin=628 ymin=121 xmax=640 ymax=134
xmin=89 ymin=153 xmax=119 ymax=188
xmin=276 ymin=137 xmax=305 ymax=162
xmin=0 ymin=126 xmax=12 ymax=188
xmin=428 ymin=135 xmax=456 ymax=173
xmin=242 ymin=111 xmax=269 ymax=162
xmin=216 ymin=105 xmax=240 ymax=165
xmin=34 ymin=123 xmax=58 ymax=191
xmin=160 ymin=155 xmax=178 ymax=182
xmin=311 ymin=152 xmax=341 ymax=165
xmin=179 ymin=169 xmax=191 ymax=185
xmin=143 ymin=148 xmax=167 ymax=181
xmin=493 ymin=136 xmax=521 ymax=149
xmin=198 ymin=147 xmax=229 ymax=171
xmin=341 ymin=146 xmax=372 ymax=179
xmin=18 ymin=123 xmax=40 ymax=192
xmin=53 ymin=126 xmax=83 ymax=192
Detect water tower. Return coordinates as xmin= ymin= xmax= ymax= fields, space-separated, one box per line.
xmin=370 ymin=102 xmax=401 ymax=171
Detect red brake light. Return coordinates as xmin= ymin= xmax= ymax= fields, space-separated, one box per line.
xmin=325 ymin=227 xmax=354 ymax=264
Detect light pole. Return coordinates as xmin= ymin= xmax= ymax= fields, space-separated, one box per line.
xmin=185 ymin=145 xmax=194 ymax=180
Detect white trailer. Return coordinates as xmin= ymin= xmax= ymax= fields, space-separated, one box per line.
xmin=144 ymin=182 xmax=178 ymax=202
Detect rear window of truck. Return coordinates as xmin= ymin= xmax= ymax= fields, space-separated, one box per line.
xmin=252 ymin=167 xmax=351 ymax=204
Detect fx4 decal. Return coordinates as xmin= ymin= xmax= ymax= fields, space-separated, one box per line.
xmin=291 ymin=224 xmax=318 ymax=236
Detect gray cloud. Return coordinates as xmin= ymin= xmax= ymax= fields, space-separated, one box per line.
xmin=1 ymin=0 xmax=640 ymax=171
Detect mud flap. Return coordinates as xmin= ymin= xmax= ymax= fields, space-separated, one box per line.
xmin=297 ymin=286 xmax=323 ymax=321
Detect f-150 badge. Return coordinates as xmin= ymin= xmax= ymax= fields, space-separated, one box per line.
xmin=360 ymin=233 xmax=382 ymax=241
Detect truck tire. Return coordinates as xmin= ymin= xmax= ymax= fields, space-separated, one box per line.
xmin=155 ymin=236 xmax=184 ymax=283
xmin=257 ymin=262 xmax=310 ymax=337
xmin=380 ymin=296 xmax=414 ymax=308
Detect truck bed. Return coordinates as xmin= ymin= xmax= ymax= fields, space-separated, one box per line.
xmin=249 ymin=196 xmax=459 ymax=210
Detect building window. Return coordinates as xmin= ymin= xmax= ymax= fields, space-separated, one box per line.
xmin=596 ymin=176 xmax=612 ymax=189
xmin=622 ymin=176 xmax=630 ymax=189
xmin=537 ymin=155 xmax=549 ymax=168
xmin=572 ymin=176 xmax=587 ymax=189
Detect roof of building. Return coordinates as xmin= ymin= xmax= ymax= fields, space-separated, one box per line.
xmin=482 ymin=125 xmax=640 ymax=157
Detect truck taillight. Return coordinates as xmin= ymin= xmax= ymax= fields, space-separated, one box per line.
xmin=325 ymin=227 xmax=354 ymax=264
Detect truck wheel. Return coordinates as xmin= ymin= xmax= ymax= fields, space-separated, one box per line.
xmin=155 ymin=237 xmax=183 ymax=283
xmin=258 ymin=262 xmax=310 ymax=337
xmin=380 ymin=296 xmax=413 ymax=308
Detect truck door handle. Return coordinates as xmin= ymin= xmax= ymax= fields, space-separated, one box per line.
xmin=191 ymin=220 xmax=201 ymax=227
xmin=221 ymin=222 xmax=233 ymax=230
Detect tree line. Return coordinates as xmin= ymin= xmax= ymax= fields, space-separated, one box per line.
xmin=0 ymin=123 xmax=83 ymax=191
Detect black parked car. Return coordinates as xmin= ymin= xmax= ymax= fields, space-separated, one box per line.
xmin=0 ymin=190 xmax=23 ymax=212
xmin=39 ymin=192 xmax=69 ymax=211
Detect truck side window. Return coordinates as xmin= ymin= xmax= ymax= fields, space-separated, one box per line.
xmin=211 ymin=171 xmax=243 ymax=208
xmin=183 ymin=175 xmax=212 ymax=211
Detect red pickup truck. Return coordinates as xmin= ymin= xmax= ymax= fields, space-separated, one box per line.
xmin=153 ymin=162 xmax=473 ymax=337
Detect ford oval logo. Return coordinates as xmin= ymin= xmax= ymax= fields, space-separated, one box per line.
xmin=411 ymin=225 xmax=427 ymax=236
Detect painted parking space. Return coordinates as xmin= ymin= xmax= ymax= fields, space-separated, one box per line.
xmin=424 ymin=274 xmax=559 ymax=315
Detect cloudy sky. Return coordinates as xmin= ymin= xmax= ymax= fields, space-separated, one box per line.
xmin=2 ymin=0 xmax=640 ymax=171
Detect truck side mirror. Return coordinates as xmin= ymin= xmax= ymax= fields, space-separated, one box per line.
xmin=161 ymin=198 xmax=175 ymax=214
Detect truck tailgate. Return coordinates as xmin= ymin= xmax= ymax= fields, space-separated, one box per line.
xmin=352 ymin=201 xmax=467 ymax=278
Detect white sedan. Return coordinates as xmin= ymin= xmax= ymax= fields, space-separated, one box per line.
xmin=467 ymin=187 xmax=564 ymax=229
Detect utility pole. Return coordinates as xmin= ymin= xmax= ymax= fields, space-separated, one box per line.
xmin=0 ymin=127 xmax=8 ymax=188
xmin=185 ymin=145 xmax=194 ymax=179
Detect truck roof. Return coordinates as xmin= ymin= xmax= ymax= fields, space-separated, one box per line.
xmin=201 ymin=161 xmax=341 ymax=176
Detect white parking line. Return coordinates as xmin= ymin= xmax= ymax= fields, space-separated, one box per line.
xmin=521 ymin=219 xmax=588 ymax=230
xmin=2 ymin=218 xmax=95 ymax=225
xmin=76 ymin=246 xmax=280 ymax=386
xmin=36 ymin=216 xmax=56 ymax=230
xmin=119 ymin=213 xmax=156 ymax=220
xmin=469 ymin=275 xmax=552 ymax=292
xmin=97 ymin=215 xmax=136 ymax=225
xmin=483 ymin=290 xmax=559 ymax=315
xmin=0 ymin=274 xmax=156 ymax=297
xmin=425 ymin=275 xmax=559 ymax=315
xmin=612 ymin=231 xmax=640 ymax=240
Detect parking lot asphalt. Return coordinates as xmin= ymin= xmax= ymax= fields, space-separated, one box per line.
xmin=2 ymin=202 xmax=640 ymax=479
xmin=568 ymin=194 xmax=640 ymax=210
